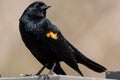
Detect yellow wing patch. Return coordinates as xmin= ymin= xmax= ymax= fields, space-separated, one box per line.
xmin=46 ymin=31 xmax=58 ymax=40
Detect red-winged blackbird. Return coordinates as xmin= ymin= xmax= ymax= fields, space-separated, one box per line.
xmin=19 ymin=1 xmax=107 ymax=76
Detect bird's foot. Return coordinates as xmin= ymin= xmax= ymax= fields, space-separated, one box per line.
xmin=39 ymin=74 xmax=50 ymax=80
xmin=20 ymin=74 xmax=37 ymax=77
xmin=20 ymin=73 xmax=56 ymax=80
xmin=38 ymin=62 xmax=56 ymax=80
xmin=38 ymin=73 xmax=56 ymax=80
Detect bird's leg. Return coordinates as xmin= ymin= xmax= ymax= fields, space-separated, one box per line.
xmin=41 ymin=63 xmax=56 ymax=80
xmin=36 ymin=64 xmax=48 ymax=75
xmin=48 ymin=62 xmax=56 ymax=75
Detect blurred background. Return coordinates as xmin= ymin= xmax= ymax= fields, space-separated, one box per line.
xmin=0 ymin=0 xmax=120 ymax=78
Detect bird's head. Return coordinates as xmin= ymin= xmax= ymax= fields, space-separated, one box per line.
xmin=24 ymin=1 xmax=51 ymax=19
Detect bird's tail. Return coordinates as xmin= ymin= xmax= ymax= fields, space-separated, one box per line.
xmin=69 ymin=43 xmax=107 ymax=72
xmin=77 ymin=54 xmax=107 ymax=73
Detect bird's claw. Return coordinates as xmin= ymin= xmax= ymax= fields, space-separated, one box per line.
xmin=20 ymin=74 xmax=37 ymax=77
xmin=39 ymin=74 xmax=55 ymax=80
xmin=40 ymin=74 xmax=50 ymax=80
xmin=20 ymin=73 xmax=55 ymax=80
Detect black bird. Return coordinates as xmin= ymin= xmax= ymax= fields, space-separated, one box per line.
xmin=19 ymin=1 xmax=107 ymax=76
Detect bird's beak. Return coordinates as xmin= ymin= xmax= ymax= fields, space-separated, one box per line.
xmin=41 ymin=5 xmax=51 ymax=10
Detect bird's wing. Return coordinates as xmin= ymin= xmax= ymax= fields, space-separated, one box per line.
xmin=42 ymin=19 xmax=83 ymax=75
xmin=47 ymin=32 xmax=83 ymax=76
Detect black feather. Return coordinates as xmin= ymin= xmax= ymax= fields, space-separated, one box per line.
xmin=19 ymin=1 xmax=107 ymax=76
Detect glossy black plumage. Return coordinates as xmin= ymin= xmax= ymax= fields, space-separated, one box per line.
xmin=19 ymin=1 xmax=107 ymax=76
